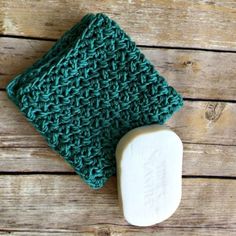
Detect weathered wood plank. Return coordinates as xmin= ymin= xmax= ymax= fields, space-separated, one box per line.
xmin=0 ymin=91 xmax=235 ymax=146
xmin=1 ymin=0 xmax=236 ymax=50
xmin=182 ymin=143 xmax=236 ymax=177
xmin=169 ymin=101 xmax=236 ymax=145
xmin=110 ymin=228 xmax=236 ymax=236
xmin=0 ymin=233 xmax=92 ymax=236
xmin=0 ymin=147 xmax=72 ymax=173
xmin=0 ymin=135 xmax=46 ymax=148
xmin=0 ymin=38 xmax=52 ymax=89
xmin=1 ymin=143 xmax=236 ymax=177
xmin=1 ymin=38 xmax=236 ymax=100
xmin=1 ymin=228 xmax=236 ymax=236
xmin=0 ymin=176 xmax=235 ymax=230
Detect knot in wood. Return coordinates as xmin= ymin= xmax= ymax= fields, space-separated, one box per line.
xmin=205 ymin=102 xmax=225 ymax=122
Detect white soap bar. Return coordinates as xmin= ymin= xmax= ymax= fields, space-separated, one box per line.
xmin=116 ymin=125 xmax=183 ymax=226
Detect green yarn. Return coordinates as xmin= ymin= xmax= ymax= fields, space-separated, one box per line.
xmin=6 ymin=13 xmax=183 ymax=189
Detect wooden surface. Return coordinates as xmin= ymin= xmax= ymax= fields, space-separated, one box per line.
xmin=0 ymin=0 xmax=236 ymax=235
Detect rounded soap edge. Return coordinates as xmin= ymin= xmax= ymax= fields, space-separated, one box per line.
xmin=116 ymin=124 xmax=170 ymax=160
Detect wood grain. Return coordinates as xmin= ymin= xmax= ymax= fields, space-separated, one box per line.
xmin=1 ymin=38 xmax=236 ymax=100
xmin=0 ymin=147 xmax=73 ymax=173
xmin=1 ymin=91 xmax=235 ymax=147
xmin=0 ymin=176 xmax=235 ymax=231
xmin=0 ymin=228 xmax=236 ymax=236
xmin=1 ymin=143 xmax=236 ymax=177
xmin=1 ymin=1 xmax=236 ymax=50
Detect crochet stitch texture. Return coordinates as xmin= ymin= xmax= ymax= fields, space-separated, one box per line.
xmin=7 ymin=13 xmax=183 ymax=189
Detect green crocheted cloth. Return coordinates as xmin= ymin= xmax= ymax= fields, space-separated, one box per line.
xmin=6 ymin=13 xmax=183 ymax=189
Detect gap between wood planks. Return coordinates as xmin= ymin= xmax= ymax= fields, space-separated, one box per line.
xmin=1 ymin=34 xmax=236 ymax=53
xmin=0 ymin=172 xmax=235 ymax=180
xmin=0 ymin=226 xmax=236 ymax=235
xmin=0 ymin=91 xmax=235 ymax=104
xmin=1 ymin=83 xmax=236 ymax=104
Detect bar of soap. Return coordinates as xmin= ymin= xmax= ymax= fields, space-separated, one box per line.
xmin=116 ymin=125 xmax=183 ymax=226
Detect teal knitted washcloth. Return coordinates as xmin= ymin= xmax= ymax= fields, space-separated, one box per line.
xmin=6 ymin=13 xmax=183 ymax=189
